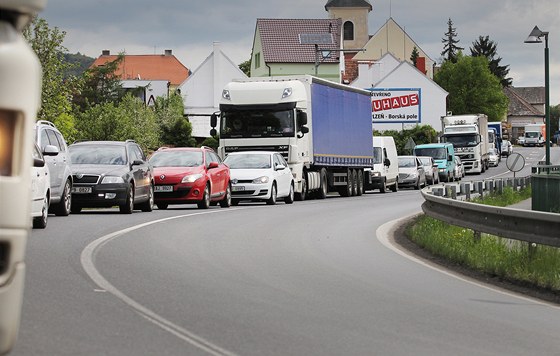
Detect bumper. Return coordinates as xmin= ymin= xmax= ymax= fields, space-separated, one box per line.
xmin=231 ymin=183 xmax=270 ymax=201
xmin=71 ymin=184 xmax=128 ymax=208
xmin=154 ymin=183 xmax=207 ymax=204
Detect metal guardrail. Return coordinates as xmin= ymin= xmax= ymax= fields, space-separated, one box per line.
xmin=420 ymin=177 xmax=560 ymax=248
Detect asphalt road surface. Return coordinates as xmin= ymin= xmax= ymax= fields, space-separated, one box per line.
xmin=13 ymin=146 xmax=560 ymax=356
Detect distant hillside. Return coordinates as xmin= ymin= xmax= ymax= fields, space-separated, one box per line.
xmin=63 ymin=52 xmax=95 ymax=78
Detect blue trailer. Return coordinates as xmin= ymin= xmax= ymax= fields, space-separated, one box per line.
xmin=487 ymin=122 xmax=503 ymax=153
xmin=216 ymin=75 xmax=373 ymax=200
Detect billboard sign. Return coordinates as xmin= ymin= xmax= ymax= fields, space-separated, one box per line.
xmin=369 ymin=88 xmax=421 ymax=124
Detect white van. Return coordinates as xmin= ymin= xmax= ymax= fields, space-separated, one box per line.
xmin=364 ymin=136 xmax=399 ymax=193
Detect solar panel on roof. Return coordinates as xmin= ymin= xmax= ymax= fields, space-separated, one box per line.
xmin=298 ymin=33 xmax=333 ymax=45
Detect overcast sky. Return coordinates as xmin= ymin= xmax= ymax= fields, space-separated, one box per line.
xmin=41 ymin=0 xmax=559 ymax=104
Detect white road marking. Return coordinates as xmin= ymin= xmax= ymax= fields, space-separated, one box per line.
xmin=376 ymin=213 xmax=560 ymax=309
xmin=81 ymin=209 xmax=242 ymax=356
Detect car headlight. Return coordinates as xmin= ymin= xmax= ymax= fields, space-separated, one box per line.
xmin=101 ymin=176 xmax=125 ymax=184
xmin=409 ymin=173 xmax=418 ymax=178
xmin=438 ymin=168 xmax=445 ymax=172
xmin=182 ymin=173 xmax=204 ymax=183
xmin=252 ymin=176 xmax=269 ymax=184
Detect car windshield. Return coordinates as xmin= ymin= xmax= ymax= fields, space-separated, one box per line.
xmin=149 ymin=151 xmax=203 ymax=167
xmin=414 ymin=147 xmax=447 ymax=160
xmin=398 ymin=157 xmax=416 ymax=168
xmin=372 ymin=147 xmax=382 ymax=164
xmin=442 ymin=134 xmax=479 ymax=147
xmin=224 ymin=154 xmax=271 ymax=169
xmin=418 ymin=157 xmax=431 ymax=166
xmin=220 ymin=109 xmax=295 ymax=138
xmin=70 ymin=145 xmax=127 ymax=165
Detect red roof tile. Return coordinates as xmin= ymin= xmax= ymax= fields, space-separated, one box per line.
xmin=90 ymin=53 xmax=189 ymax=86
xmin=256 ymin=18 xmax=342 ymax=64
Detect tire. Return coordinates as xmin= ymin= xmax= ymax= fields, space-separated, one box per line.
xmin=197 ymin=184 xmax=211 ymax=209
xmin=356 ymin=170 xmax=364 ymax=196
xmin=120 ymin=184 xmax=134 ymax=214
xmin=350 ymin=170 xmax=358 ymax=196
xmin=139 ymin=185 xmax=154 ymax=212
xmin=220 ymin=184 xmax=232 ymax=208
xmin=157 ymin=203 xmax=168 ymax=210
xmin=390 ymin=180 xmax=398 ymax=192
xmin=379 ymin=178 xmax=386 ymax=193
xmin=284 ymin=183 xmax=294 ymax=204
xmin=266 ymin=183 xmax=277 ymax=205
xmin=317 ymin=169 xmax=328 ymax=199
xmin=295 ymin=173 xmax=307 ymax=201
xmin=53 ymin=179 xmax=71 ymax=216
xmin=339 ymin=172 xmax=352 ymax=197
xmin=33 ymin=194 xmax=49 ymax=229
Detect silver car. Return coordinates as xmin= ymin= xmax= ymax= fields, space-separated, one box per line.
xmin=417 ymin=156 xmax=439 ymax=185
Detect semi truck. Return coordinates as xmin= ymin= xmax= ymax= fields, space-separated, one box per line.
xmin=210 ymin=75 xmax=373 ymax=200
xmin=440 ymin=114 xmax=489 ymax=174
xmin=523 ymin=123 xmax=546 ymax=147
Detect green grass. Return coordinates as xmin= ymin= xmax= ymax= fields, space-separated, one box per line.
xmin=406 ymin=186 xmax=560 ymax=292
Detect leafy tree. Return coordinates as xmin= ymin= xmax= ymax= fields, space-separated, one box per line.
xmin=63 ymin=52 xmax=95 ymax=78
xmin=23 ymin=17 xmax=77 ymax=140
xmin=410 ymin=46 xmax=420 ymax=67
xmin=434 ymin=54 xmax=508 ymax=121
xmin=200 ymin=136 xmax=219 ymax=150
xmin=374 ymin=125 xmax=438 ymax=155
xmin=441 ymin=18 xmax=464 ymax=63
xmin=239 ymin=58 xmax=251 ymax=77
xmin=551 ymin=104 xmax=560 ymax=135
xmin=154 ymin=94 xmax=196 ymax=147
xmin=74 ymin=54 xmax=124 ymax=111
xmin=470 ymin=35 xmax=512 ymax=87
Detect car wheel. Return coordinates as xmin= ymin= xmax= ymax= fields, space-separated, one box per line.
xmin=157 ymin=203 xmax=168 ymax=210
xmin=53 ymin=179 xmax=71 ymax=216
xmin=266 ymin=183 xmax=277 ymax=205
xmin=284 ymin=183 xmax=294 ymax=204
xmin=33 ymin=194 xmax=49 ymax=229
xmin=197 ymin=184 xmax=210 ymax=209
xmin=220 ymin=184 xmax=231 ymax=208
xmin=119 ymin=184 xmax=134 ymax=214
xmin=140 ymin=184 xmax=154 ymax=212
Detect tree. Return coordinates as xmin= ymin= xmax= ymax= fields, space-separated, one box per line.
xmin=470 ymin=35 xmax=512 ymax=87
xmin=441 ymin=18 xmax=464 ymax=63
xmin=374 ymin=125 xmax=438 ymax=155
xmin=74 ymin=54 xmax=124 ymax=111
xmin=239 ymin=58 xmax=251 ymax=77
xmin=410 ymin=46 xmax=420 ymax=67
xmin=23 ymin=17 xmax=77 ymax=140
xmin=434 ymin=54 xmax=509 ymax=121
xmin=154 ymin=94 xmax=196 ymax=147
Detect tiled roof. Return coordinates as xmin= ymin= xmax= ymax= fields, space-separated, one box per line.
xmin=90 ymin=53 xmax=189 ymax=86
xmin=324 ymin=0 xmax=372 ymax=11
xmin=504 ymin=86 xmax=545 ymax=116
xmin=256 ymin=18 xmax=341 ymax=63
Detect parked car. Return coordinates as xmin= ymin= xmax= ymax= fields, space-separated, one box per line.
xmin=224 ymin=151 xmax=295 ymax=205
xmin=416 ymin=156 xmax=439 ymax=185
xmin=149 ymin=146 xmax=231 ymax=209
xmin=488 ymin=147 xmax=500 ymax=167
xmin=31 ymin=143 xmax=51 ymax=228
xmin=454 ymin=156 xmax=465 ymax=180
xmin=501 ymin=140 xmax=513 ymax=156
xmin=35 ymin=120 xmax=73 ymax=216
xmin=68 ymin=140 xmax=154 ymax=213
xmin=397 ymin=156 xmax=426 ymax=190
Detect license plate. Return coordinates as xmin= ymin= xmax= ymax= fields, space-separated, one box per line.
xmin=72 ymin=186 xmax=92 ymax=194
xmin=232 ymin=186 xmax=245 ymax=192
xmin=155 ymin=185 xmax=173 ymax=192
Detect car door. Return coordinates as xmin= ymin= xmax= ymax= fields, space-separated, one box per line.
xmin=39 ymin=128 xmax=62 ymax=196
xmin=129 ymin=144 xmax=150 ymax=200
xmin=273 ymin=153 xmax=291 ymax=196
xmin=205 ymin=151 xmax=227 ymax=197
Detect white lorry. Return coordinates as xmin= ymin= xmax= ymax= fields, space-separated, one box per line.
xmin=440 ymin=114 xmax=489 ymax=174
xmin=210 ymin=75 xmax=374 ymax=200
xmin=523 ymin=123 xmax=546 ymax=147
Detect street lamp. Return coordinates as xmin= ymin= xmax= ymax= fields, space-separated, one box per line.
xmin=525 ymin=25 xmax=550 ymax=165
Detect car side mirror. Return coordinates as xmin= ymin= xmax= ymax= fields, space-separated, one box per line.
xmin=42 ymin=144 xmax=59 ymax=156
xmin=131 ymin=159 xmax=144 ymax=166
xmin=208 ymin=161 xmax=219 ymax=169
xmin=275 ymin=164 xmax=286 ymax=171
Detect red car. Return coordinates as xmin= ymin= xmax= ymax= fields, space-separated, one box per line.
xmin=149 ymin=147 xmax=231 ymax=209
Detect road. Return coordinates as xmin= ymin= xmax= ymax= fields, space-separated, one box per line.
xmin=12 ymin=146 xmax=560 ymax=355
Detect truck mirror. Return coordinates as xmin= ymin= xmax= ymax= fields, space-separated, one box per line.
xmin=210 ymin=113 xmax=218 ymax=128
xmin=209 ymin=128 xmax=217 ymax=137
xmin=300 ymin=126 xmax=309 ymax=134
xmin=384 ymin=158 xmax=391 ymax=167
xmin=297 ymin=111 xmax=308 ymax=126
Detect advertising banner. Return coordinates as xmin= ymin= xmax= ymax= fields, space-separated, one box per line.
xmin=369 ymin=88 xmax=421 ymax=124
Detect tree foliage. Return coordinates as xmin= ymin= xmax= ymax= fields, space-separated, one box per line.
xmin=374 ymin=125 xmax=438 ymax=155
xmin=239 ymin=58 xmax=251 ymax=77
xmin=155 ymin=94 xmax=196 ymax=147
xmin=470 ymin=35 xmax=512 ymax=87
xmin=74 ymin=54 xmax=124 ymax=111
xmin=410 ymin=46 xmax=420 ymax=67
xmin=23 ymin=17 xmax=77 ymax=140
xmin=441 ymin=18 xmax=464 ymax=63
xmin=434 ymin=54 xmax=509 ymax=121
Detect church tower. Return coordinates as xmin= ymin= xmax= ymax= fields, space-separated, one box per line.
xmin=325 ymin=0 xmax=372 ymax=50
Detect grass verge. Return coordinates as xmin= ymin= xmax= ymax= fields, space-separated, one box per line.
xmin=405 ymin=186 xmax=560 ymax=294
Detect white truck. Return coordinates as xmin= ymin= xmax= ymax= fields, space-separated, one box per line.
xmin=441 ymin=114 xmax=489 ymax=174
xmin=210 ymin=75 xmax=374 ymax=200
xmin=523 ymin=123 xmax=546 ymax=147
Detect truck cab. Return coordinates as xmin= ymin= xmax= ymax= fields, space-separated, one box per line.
xmin=413 ymin=143 xmax=456 ymax=182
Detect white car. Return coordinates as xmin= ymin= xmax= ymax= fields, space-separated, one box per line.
xmin=501 ymin=140 xmax=513 ymax=156
xmin=31 ymin=143 xmax=51 ymax=228
xmin=453 ymin=156 xmax=465 ymax=180
xmin=417 ymin=156 xmax=439 ymax=185
xmin=488 ymin=147 xmax=500 ymax=167
xmin=224 ymin=151 xmax=294 ymax=205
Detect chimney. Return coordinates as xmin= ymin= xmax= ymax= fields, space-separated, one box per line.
xmin=416 ymin=56 xmax=427 ymax=74
xmin=102 ymin=49 xmax=110 ymax=56
xmin=164 ymin=49 xmax=172 ymax=56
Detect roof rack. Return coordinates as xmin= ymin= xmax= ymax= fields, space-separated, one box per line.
xmin=36 ymin=120 xmax=56 ymax=128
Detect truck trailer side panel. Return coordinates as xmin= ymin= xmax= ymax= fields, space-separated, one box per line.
xmin=311 ymin=82 xmax=373 ymax=168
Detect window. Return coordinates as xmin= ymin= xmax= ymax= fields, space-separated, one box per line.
xmin=254 ymin=52 xmax=261 ymax=69
xmin=343 ymin=21 xmax=354 ymax=41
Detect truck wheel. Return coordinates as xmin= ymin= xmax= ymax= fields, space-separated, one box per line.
xmin=317 ymin=169 xmax=328 ymax=199
xmin=391 ymin=181 xmax=398 ymax=192
xmin=350 ymin=169 xmax=358 ymax=196
xmin=356 ymin=170 xmax=363 ymax=196
xmin=295 ymin=173 xmax=307 ymax=201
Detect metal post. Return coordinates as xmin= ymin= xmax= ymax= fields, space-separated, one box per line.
xmin=544 ymin=35 xmax=550 ymax=165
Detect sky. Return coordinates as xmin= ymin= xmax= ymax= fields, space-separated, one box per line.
xmin=41 ymin=0 xmax=559 ymax=104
